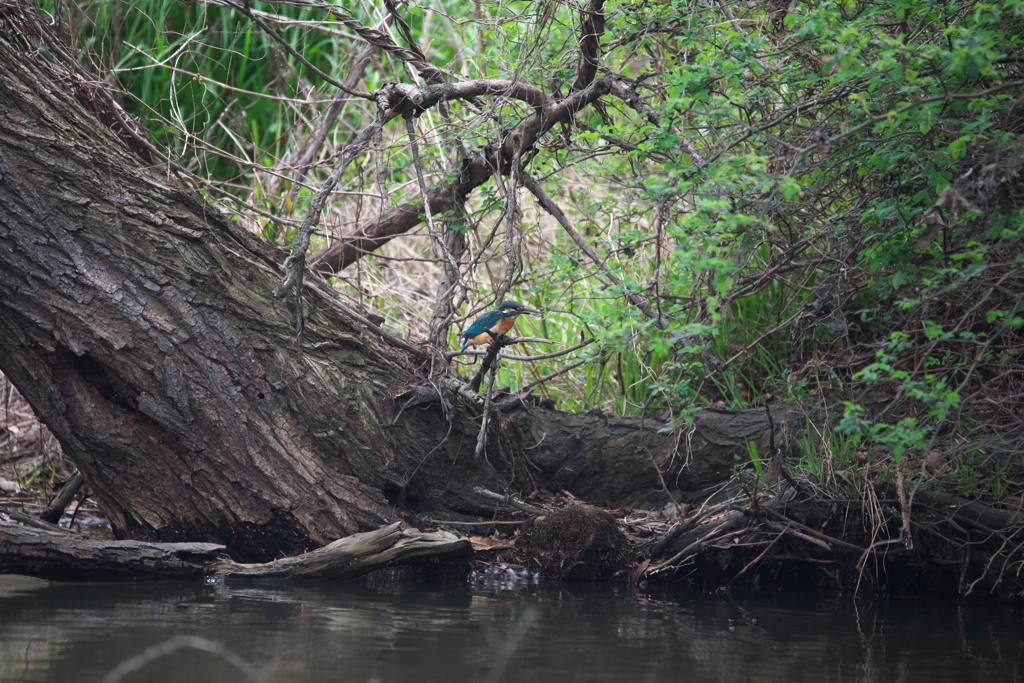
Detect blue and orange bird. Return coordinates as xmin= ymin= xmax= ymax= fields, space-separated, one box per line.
xmin=458 ymin=300 xmax=541 ymax=352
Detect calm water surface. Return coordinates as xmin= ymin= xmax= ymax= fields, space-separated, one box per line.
xmin=0 ymin=574 xmax=1021 ymax=682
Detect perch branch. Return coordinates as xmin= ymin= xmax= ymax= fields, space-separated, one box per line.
xmin=469 ymin=334 xmax=511 ymax=393
xmin=457 ymin=337 xmax=593 ymax=362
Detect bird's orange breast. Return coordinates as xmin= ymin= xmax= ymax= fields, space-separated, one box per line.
xmin=490 ymin=315 xmax=518 ymax=335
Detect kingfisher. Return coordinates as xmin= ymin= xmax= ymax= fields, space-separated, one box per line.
xmin=458 ymin=300 xmax=540 ymax=352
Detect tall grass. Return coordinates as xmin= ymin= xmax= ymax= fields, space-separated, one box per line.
xmin=50 ymin=0 xmax=390 ymax=241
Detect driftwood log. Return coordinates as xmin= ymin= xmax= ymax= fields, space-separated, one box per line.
xmin=0 ymin=521 xmax=471 ymax=582
xmin=218 ymin=522 xmax=471 ymax=579
xmin=0 ymin=521 xmax=223 ymax=581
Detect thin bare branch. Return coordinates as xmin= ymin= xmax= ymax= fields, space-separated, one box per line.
xmin=223 ymin=0 xmax=372 ymax=99
xmin=388 ymin=80 xmax=552 ymax=110
xmin=276 ymin=30 xmax=384 ymax=202
xmin=455 ymin=337 xmax=592 ymax=362
xmin=608 ymin=76 xmax=705 ymax=165
xmin=273 ymin=103 xmax=395 ymax=343
xmin=297 ymin=0 xmax=456 ymax=83
xmin=519 ymin=358 xmax=590 ymax=392
xmin=520 ymin=169 xmax=667 ymax=329
xmin=311 ymin=76 xmax=616 ymax=274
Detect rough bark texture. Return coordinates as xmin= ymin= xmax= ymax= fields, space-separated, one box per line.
xmin=0 ymin=39 xmax=398 ymax=559
xmin=505 ymin=403 xmax=805 ymax=509
xmin=0 ymin=522 xmax=222 ymax=581
xmin=0 ymin=37 xmax=808 ymax=562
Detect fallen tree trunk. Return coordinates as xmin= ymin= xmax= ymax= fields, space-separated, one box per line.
xmin=0 ymin=28 xmax=824 ymax=562
xmin=0 ymin=520 xmax=470 ymax=582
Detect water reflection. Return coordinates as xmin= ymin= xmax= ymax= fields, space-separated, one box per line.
xmin=0 ymin=574 xmax=1021 ymax=682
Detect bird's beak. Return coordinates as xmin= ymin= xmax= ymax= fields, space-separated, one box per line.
xmin=523 ymin=308 xmax=542 ymax=319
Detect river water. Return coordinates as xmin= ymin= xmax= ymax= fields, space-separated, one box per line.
xmin=0 ymin=573 xmax=1021 ymax=682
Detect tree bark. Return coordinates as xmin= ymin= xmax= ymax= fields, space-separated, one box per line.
xmin=0 ymin=520 xmax=471 ymax=581
xmin=0 ymin=521 xmax=223 ymax=581
xmin=0 ymin=36 xmax=809 ymax=562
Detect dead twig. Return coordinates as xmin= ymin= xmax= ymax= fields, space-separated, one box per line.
xmin=726 ymin=530 xmax=784 ymax=588
xmin=273 ymin=108 xmax=392 ymax=346
xmin=521 ymin=169 xmax=666 ymax=329
xmin=224 ymin=0 xmax=372 ymax=99
xmin=474 ymin=359 xmax=499 ymax=460
xmin=647 ymin=510 xmax=747 ymax=573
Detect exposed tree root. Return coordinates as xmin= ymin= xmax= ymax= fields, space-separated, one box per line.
xmin=515 ymin=505 xmax=630 ymax=579
xmin=628 ymin=481 xmax=1024 ymax=597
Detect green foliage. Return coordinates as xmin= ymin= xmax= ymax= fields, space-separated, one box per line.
xmin=796 ymin=424 xmax=865 ymax=496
